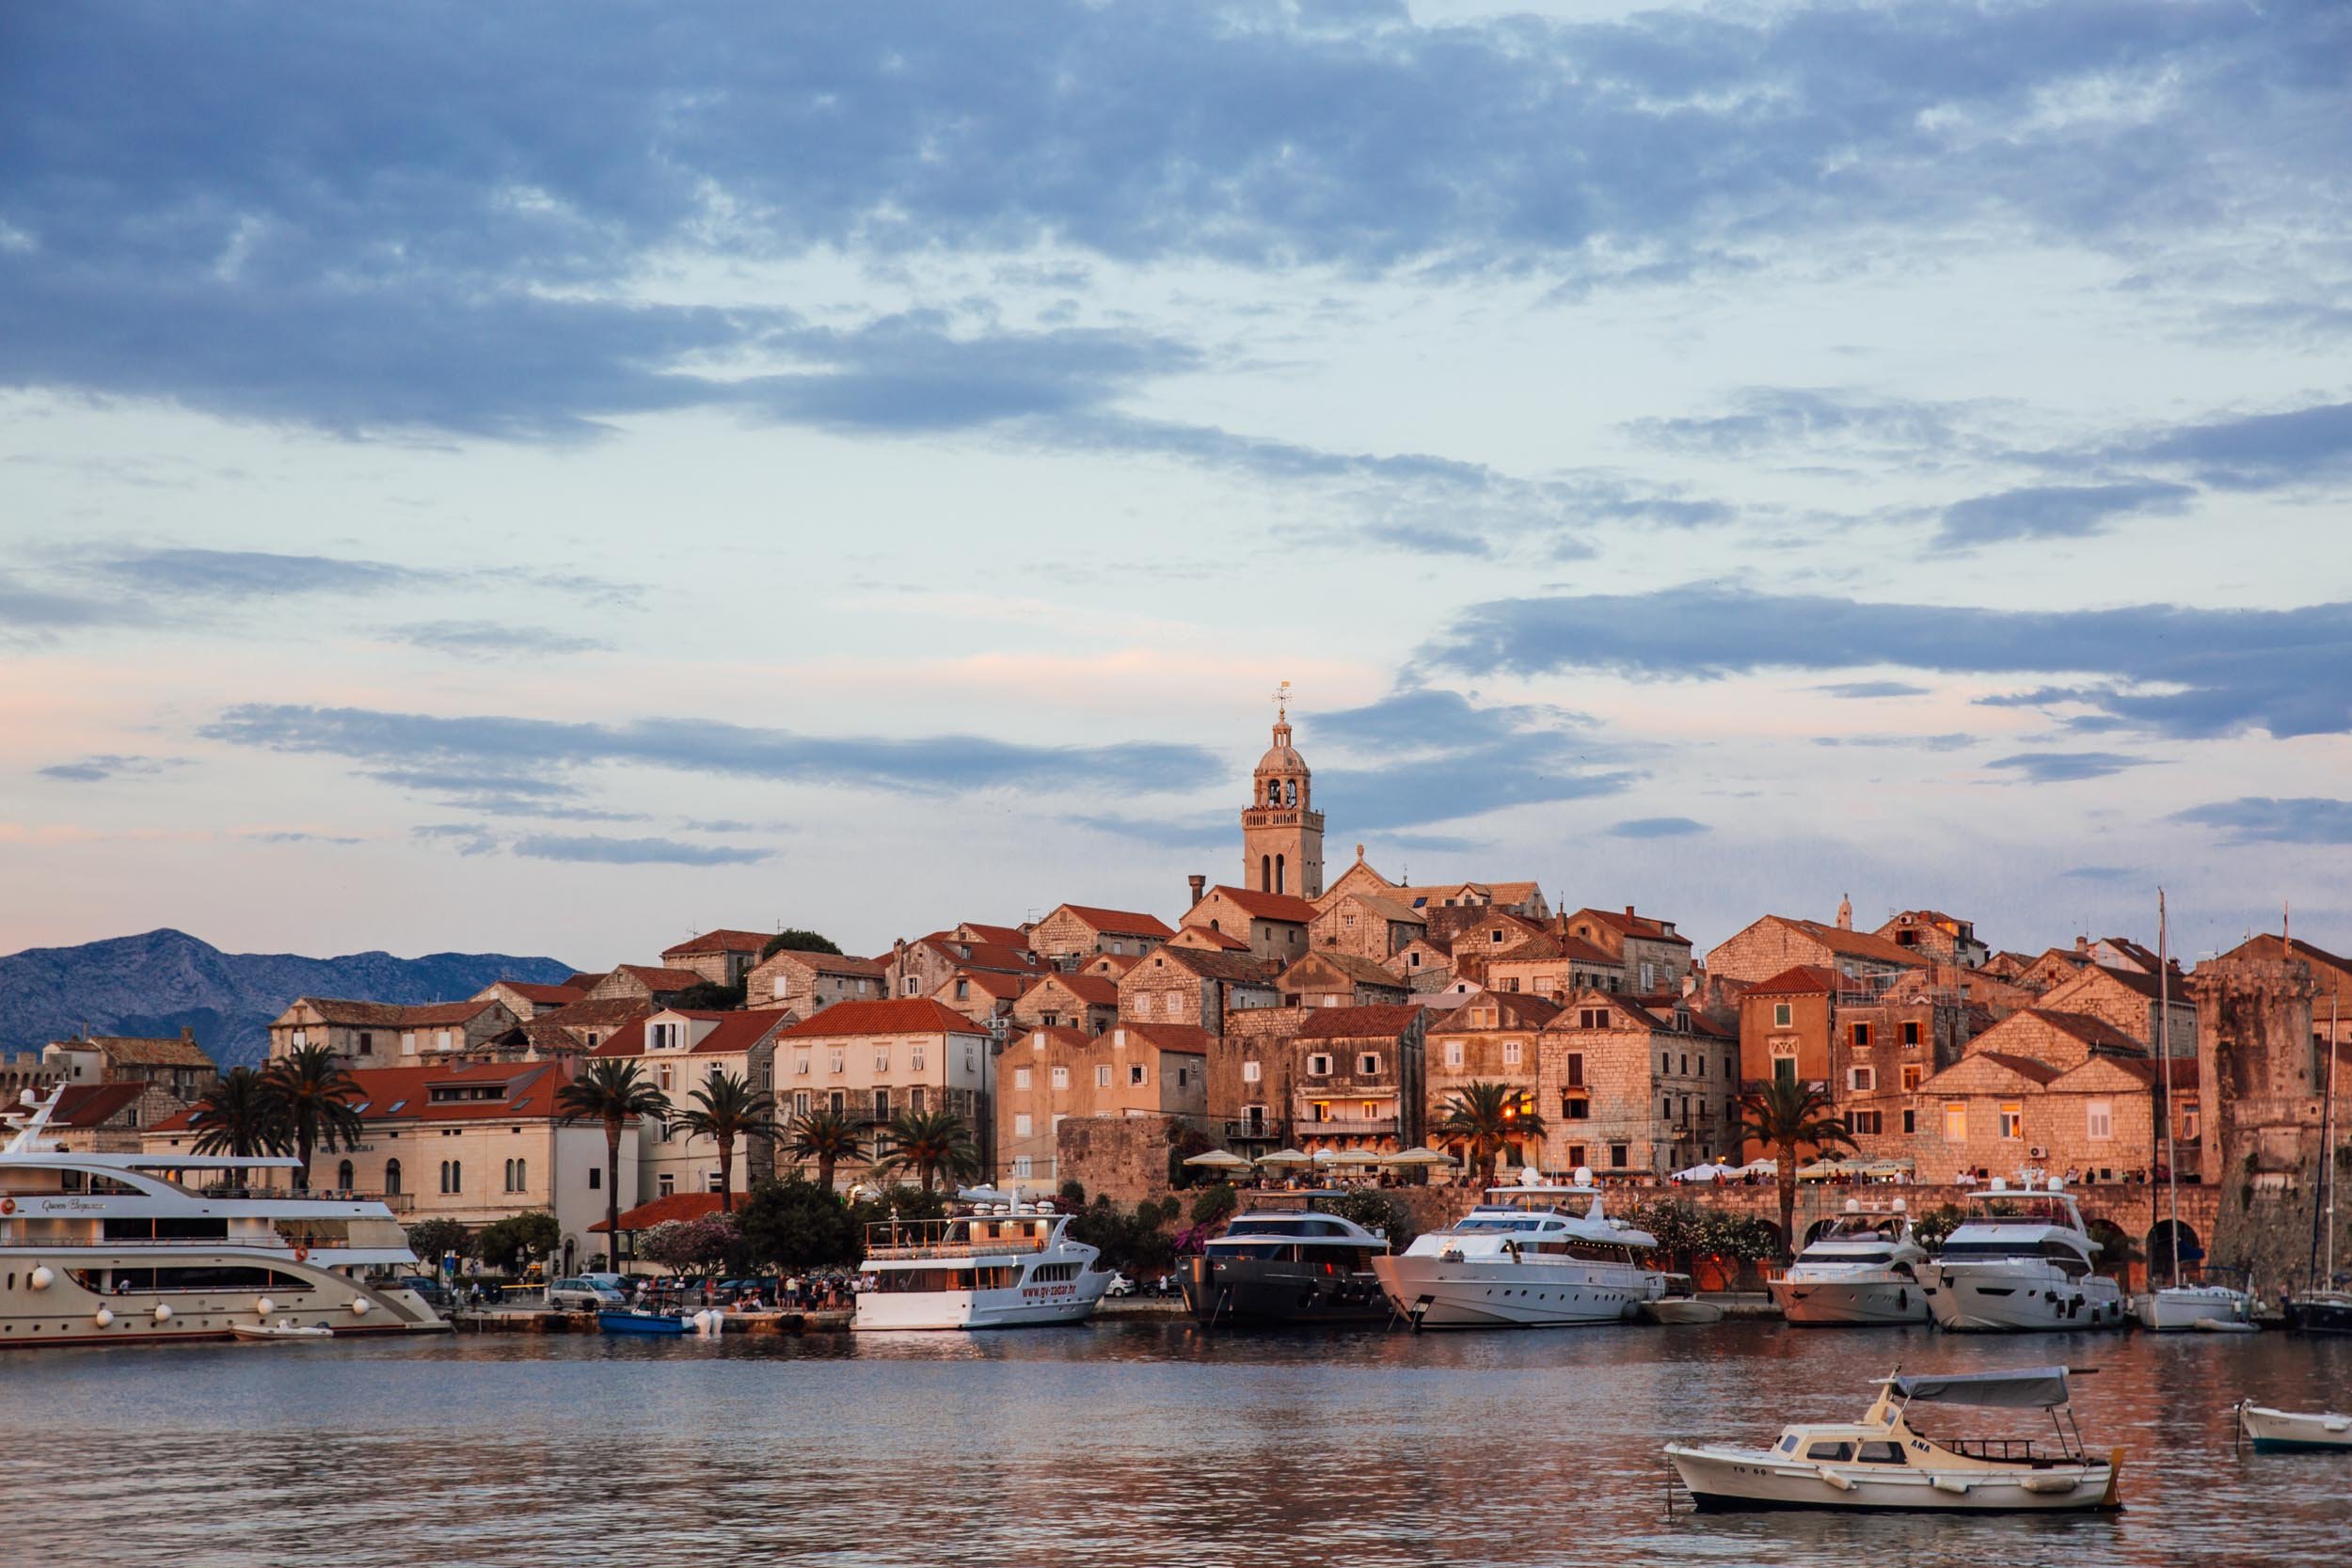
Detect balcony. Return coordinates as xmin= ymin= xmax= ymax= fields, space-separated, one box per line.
xmin=1224 ymin=1119 xmax=1289 ymax=1145
xmin=1296 ymin=1116 xmax=1399 ymax=1137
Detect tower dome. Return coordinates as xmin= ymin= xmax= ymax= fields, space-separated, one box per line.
xmin=1241 ymin=691 xmax=1324 ymax=899
xmin=1255 ymin=717 xmax=1309 ymax=779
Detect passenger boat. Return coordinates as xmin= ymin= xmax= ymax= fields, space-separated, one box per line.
xmin=853 ymin=1186 xmax=1109 ymax=1331
xmin=1919 ymin=1180 xmax=2125 ymax=1332
xmin=0 ymin=1085 xmax=447 ymax=1348
xmin=1666 ymin=1366 xmax=2123 ymax=1513
xmin=597 ymin=1308 xmax=688 ymax=1336
xmin=2237 ymin=1402 xmax=2352 ymax=1451
xmin=1181 ymin=1190 xmax=1390 ymax=1325
xmin=230 ymin=1318 xmax=334 ymax=1341
xmin=1370 ymin=1167 xmax=1663 ymax=1329
xmin=1639 ymin=1274 xmax=1723 ymax=1324
xmin=1769 ymin=1199 xmax=1931 ymax=1325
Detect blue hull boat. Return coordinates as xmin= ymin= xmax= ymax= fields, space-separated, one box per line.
xmin=597 ymin=1309 xmax=687 ymax=1336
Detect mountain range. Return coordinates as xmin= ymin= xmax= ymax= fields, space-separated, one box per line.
xmin=0 ymin=928 xmax=574 ymax=1069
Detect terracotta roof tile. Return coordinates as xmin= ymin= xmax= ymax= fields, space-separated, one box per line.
xmin=1745 ymin=965 xmax=1841 ymax=998
xmin=589 ymin=1192 xmax=727 ymax=1233
xmin=775 ymin=999 xmax=989 ymax=1038
xmin=1025 ymin=973 xmax=1121 ymax=1006
xmin=62 ymin=1033 xmax=215 ymax=1068
xmin=1293 ymin=1004 xmax=1426 ymax=1040
xmin=493 ymin=981 xmax=589 ymax=1006
xmin=1569 ymin=906 xmax=1692 ymax=945
xmin=1141 ymin=947 xmax=1276 ymax=986
xmin=1975 ymin=1051 xmax=2063 ymax=1085
xmin=48 ymin=1083 xmax=149 ymax=1128
xmin=1051 ymin=903 xmax=1175 ymax=939
xmin=1198 ymin=885 xmax=1320 ymax=924
xmin=1121 ymin=1022 xmax=1213 ymax=1054
xmin=660 ymin=928 xmax=771 ymax=958
xmin=612 ymin=965 xmax=707 ymax=992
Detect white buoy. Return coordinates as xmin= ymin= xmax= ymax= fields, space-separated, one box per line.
xmin=256 ymin=1296 xmax=276 ymax=1316
xmin=28 ymin=1265 xmax=53 ymax=1291
xmin=349 ymin=1296 xmax=371 ymax=1316
xmin=153 ymin=1304 xmax=173 ymax=1323
xmin=93 ymin=1307 xmax=114 ymax=1327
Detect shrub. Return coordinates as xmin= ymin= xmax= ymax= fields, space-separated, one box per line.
xmin=1189 ymin=1182 xmax=1238 ymax=1227
xmin=758 ymin=929 xmax=844 ymax=961
xmin=737 ymin=1177 xmax=859 ymax=1273
xmin=405 ymin=1217 xmax=469 ymax=1267
xmin=472 ymin=1211 xmax=561 ymax=1266
xmin=1322 ymin=1189 xmax=1416 ymax=1249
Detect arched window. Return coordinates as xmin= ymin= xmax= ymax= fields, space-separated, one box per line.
xmin=337 ymin=1159 xmax=354 ymax=1192
xmin=1260 ymin=855 xmax=1272 ymax=892
xmin=384 ymin=1159 xmax=401 ymax=1196
xmin=1276 ymin=854 xmax=1286 ymax=895
xmin=1284 ymin=779 xmax=1297 ymax=807
xmin=1267 ymin=780 xmax=1280 ymax=805
xmin=514 ymin=1158 xmax=526 ymax=1192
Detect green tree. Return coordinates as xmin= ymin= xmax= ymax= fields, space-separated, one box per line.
xmin=188 ymin=1066 xmax=288 ymax=1173
xmin=1189 ymin=1181 xmax=1239 ymax=1227
xmin=783 ymin=1108 xmax=864 ymax=1193
xmin=1728 ymin=1078 xmax=1854 ymax=1261
xmin=557 ymin=1058 xmax=672 ymax=1272
xmin=675 ymin=1069 xmax=776 ymax=1213
xmin=737 ymin=1177 xmax=860 ymax=1273
xmin=474 ymin=1211 xmax=563 ymax=1270
xmin=1070 ymin=1196 xmax=1182 ymax=1275
xmin=259 ymin=1045 xmax=364 ymax=1189
xmin=758 ymin=928 xmax=844 ymax=961
xmin=1323 ymin=1188 xmax=1418 ymax=1250
xmin=673 ymin=979 xmax=746 ymax=1010
xmin=873 ymin=1109 xmax=982 ymax=1193
xmin=1435 ymin=1082 xmax=1548 ymax=1188
xmin=406 ymin=1217 xmax=470 ymax=1269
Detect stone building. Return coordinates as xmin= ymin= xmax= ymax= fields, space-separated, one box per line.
xmin=586 ymin=965 xmax=707 ymax=1006
xmin=658 ymin=928 xmax=772 ymax=988
xmin=2038 ymin=963 xmax=2197 ymax=1057
xmin=1423 ymin=989 xmax=1557 ymax=1133
xmin=471 ymin=979 xmax=588 ymax=1020
xmin=1737 ymin=965 xmax=1839 ymax=1085
xmin=268 ymin=997 xmax=521 ymax=1067
xmin=1826 ymin=987 xmax=1970 ymax=1153
xmin=1562 ymin=907 xmax=1694 ymax=995
xmin=1119 ymin=944 xmax=1279 ymax=1031
xmin=1237 ymin=704 xmax=1325 ymax=899
xmin=2217 ymin=933 xmax=2352 ymax=1050
xmin=1308 ymin=887 xmax=1427 ymax=961
xmin=1291 ymin=1005 xmax=1427 ymax=1154
xmin=1322 ymin=850 xmax=1549 ymax=923
xmin=1275 ymin=950 xmax=1411 ymax=1009
xmin=744 ymin=947 xmax=887 ymax=1018
xmin=1540 ymin=991 xmax=1739 ymax=1178
xmin=1026 ymin=903 xmax=1173 ymax=966
xmin=1213 ymin=1006 xmax=1311 ymax=1152
xmin=1011 ymin=972 xmax=1121 ymax=1036
xmin=1165 ymin=924 xmax=1257 ymax=958
xmin=1706 ymin=914 xmax=1923 ymax=990
xmin=994 ymin=1022 xmax=1210 ymax=1184
xmin=1908 ymin=1007 xmax=2157 ymax=1182
xmin=1182 ymin=883 xmax=1318 ymax=967
xmin=1872 ymin=909 xmax=1991 ymax=968
xmin=1440 ymin=911 xmax=1549 ymax=990
xmin=523 ymin=995 xmax=651 ymax=1056
xmin=1385 ymin=937 xmax=1457 ymax=990
xmin=587 ymin=1008 xmax=787 ymax=1204
xmin=40 ymin=1029 xmax=217 ymax=1109
xmin=1484 ymin=932 xmax=1626 ymax=1002
xmin=930 ymin=967 xmax=1026 ymax=1030
xmin=882 ymin=932 xmax=1045 ymax=1002
xmin=771 ymin=999 xmax=995 ymax=1189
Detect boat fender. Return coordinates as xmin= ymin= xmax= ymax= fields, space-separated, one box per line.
xmin=1819 ymin=1470 xmax=1855 ymax=1492
xmin=2326 ymin=1417 xmax=2350 ymax=1433
xmin=1931 ymin=1476 xmax=1971 ymax=1496
xmin=2099 ymin=1448 xmax=2125 ymax=1509
xmin=256 ymin=1296 xmax=276 ymax=1316
xmin=28 ymin=1265 xmax=53 ymax=1291
xmin=349 ymin=1297 xmax=372 ymax=1316
xmin=93 ymin=1307 xmax=114 ymax=1328
xmin=153 ymin=1304 xmax=173 ymax=1323
xmin=2022 ymin=1475 xmax=2080 ymax=1494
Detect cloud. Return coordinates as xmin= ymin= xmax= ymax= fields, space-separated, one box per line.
xmin=203 ymin=703 xmax=1220 ymax=797
xmin=2059 ymin=865 xmax=2137 ymax=881
xmin=412 ymin=823 xmax=501 ymax=857
xmin=1812 ymin=681 xmax=1931 ymax=700
xmin=2129 ymin=400 xmax=2352 ymax=490
xmin=1626 ymin=388 xmax=1971 ymax=460
xmin=511 ymin=833 xmax=773 ymax=866
xmin=1935 ymin=481 xmax=2194 ymax=548
xmin=87 ymin=547 xmax=431 ymax=600
xmin=2172 ymin=797 xmax=2352 ymax=845
xmin=1 ymin=573 xmax=123 ymax=641
xmin=1421 ymin=587 xmax=2352 ymax=740
xmin=389 ymin=621 xmax=612 ymax=657
xmin=1308 ymin=687 xmax=1635 ymax=830
xmin=1983 ymin=752 xmax=2153 ymax=784
xmin=244 ymin=830 xmax=363 ymax=846
xmin=1811 ymin=734 xmax=1977 ymax=752
xmin=36 ymin=753 xmax=183 ymax=783
xmin=678 ymin=818 xmax=794 ymax=834
xmin=1607 ymin=816 xmax=1708 ymax=839
xmin=1066 ymin=813 xmax=1235 ymax=850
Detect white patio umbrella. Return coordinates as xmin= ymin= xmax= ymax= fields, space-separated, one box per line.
xmin=1671 ymin=1162 xmax=1740 ymax=1181
xmin=1326 ymin=1148 xmax=1386 ymax=1165
xmin=1380 ymin=1147 xmax=1458 ymax=1167
xmin=1255 ymin=1148 xmax=1313 ymax=1167
xmin=1183 ymin=1149 xmax=1253 ymax=1171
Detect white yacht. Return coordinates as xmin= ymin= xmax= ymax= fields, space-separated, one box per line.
xmin=1920 ymin=1179 xmax=2125 ymax=1332
xmin=1371 ymin=1167 xmax=1663 ymax=1329
xmin=1769 ymin=1199 xmax=1931 ymax=1325
xmin=2133 ymin=1278 xmax=2256 ymax=1332
xmin=853 ymin=1187 xmax=1110 ymax=1331
xmin=0 ymin=1085 xmax=446 ymax=1346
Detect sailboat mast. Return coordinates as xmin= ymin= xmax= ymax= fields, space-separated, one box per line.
xmin=2326 ymin=990 xmax=2340 ymax=1288
xmin=2160 ymin=890 xmax=2181 ymax=1291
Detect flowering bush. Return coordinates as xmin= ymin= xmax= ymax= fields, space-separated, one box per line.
xmin=641 ymin=1212 xmax=741 ymax=1276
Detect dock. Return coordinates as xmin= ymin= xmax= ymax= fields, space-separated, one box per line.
xmin=454 ymin=1307 xmax=853 ymax=1334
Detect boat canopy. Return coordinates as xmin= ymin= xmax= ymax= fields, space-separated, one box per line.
xmin=1887 ymin=1367 xmax=2073 ymax=1408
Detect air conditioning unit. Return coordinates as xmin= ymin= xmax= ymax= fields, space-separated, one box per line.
xmin=2029 ymin=1146 xmax=2047 ymax=1161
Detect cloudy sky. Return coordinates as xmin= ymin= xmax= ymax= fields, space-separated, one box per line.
xmin=4 ymin=1 xmax=2348 ymax=970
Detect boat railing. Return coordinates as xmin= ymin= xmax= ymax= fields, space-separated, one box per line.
xmin=862 ymin=1217 xmax=1056 ymax=1259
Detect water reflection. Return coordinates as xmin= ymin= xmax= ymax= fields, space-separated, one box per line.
xmin=10 ymin=1322 xmax=2349 ymax=1567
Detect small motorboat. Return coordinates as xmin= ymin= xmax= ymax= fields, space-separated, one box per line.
xmin=231 ymin=1318 xmax=335 ymax=1341
xmin=2238 ymin=1403 xmax=2352 ymax=1451
xmin=1639 ymin=1274 xmax=1724 ymax=1325
xmin=597 ymin=1308 xmax=688 ymax=1336
xmin=1666 ymin=1366 xmax=2122 ymax=1513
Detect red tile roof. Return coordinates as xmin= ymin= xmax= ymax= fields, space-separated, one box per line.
xmin=49 ymin=1083 xmax=148 ymax=1128
xmin=910 ymin=935 xmax=1043 ymax=974
xmin=956 ymin=923 xmax=1033 ymax=949
xmin=759 ymin=948 xmax=886 ymax=977
xmin=152 ymin=1062 xmax=574 ymax=1133
xmin=1121 ymin=1022 xmax=1213 ymax=1054
xmin=1279 ymin=951 xmax=1410 ymax=990
xmin=1200 ymin=885 xmax=1320 ymax=924
xmin=1169 ymin=926 xmax=1253 ymax=952
xmin=660 ymin=928 xmax=771 ymax=958
xmin=1975 ymin=1052 xmax=2062 ymax=1085
xmin=591 ymin=1010 xmax=788 ymax=1059
xmin=942 ymin=969 xmax=1027 ymax=1000
xmin=562 ymin=972 xmax=609 ymax=990
xmin=1745 ymin=965 xmax=1841 ymax=998
xmin=1025 ymin=972 xmax=1121 ymax=1006
xmin=291 ymin=996 xmax=504 ymax=1029
xmin=2030 ymin=1008 xmax=2150 ymax=1057
xmin=62 ymin=1032 xmax=216 ymax=1068
xmin=1294 ymin=1004 xmax=1426 ymax=1040
xmin=496 ymin=981 xmax=589 ymax=1006
xmin=1570 ymin=906 xmax=1692 ymax=945
xmin=1052 ymin=903 xmax=1175 ymax=939
xmin=774 ymin=999 xmax=989 ymax=1038
xmin=611 ymin=965 xmax=708 ymax=992
xmin=1144 ymin=947 xmax=1277 ymax=986
xmin=538 ymin=996 xmax=656 ymax=1033
xmin=588 ymin=1192 xmax=727 ymax=1233
xmin=2047 ymin=963 xmax=2185 ymax=1005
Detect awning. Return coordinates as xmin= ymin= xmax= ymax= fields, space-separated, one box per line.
xmin=1888 ymin=1367 xmax=2073 ymax=1408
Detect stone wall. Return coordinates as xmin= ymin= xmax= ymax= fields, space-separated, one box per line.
xmin=1056 ymin=1113 xmax=1190 ymax=1206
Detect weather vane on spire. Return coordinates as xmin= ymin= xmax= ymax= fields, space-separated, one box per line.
xmin=1272 ymin=679 xmax=1292 ymax=723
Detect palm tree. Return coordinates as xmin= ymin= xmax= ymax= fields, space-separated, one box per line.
xmin=259 ymin=1046 xmax=363 ymax=1190
xmin=783 ymin=1108 xmax=864 ymax=1194
xmin=675 ymin=1069 xmax=776 ymax=1213
xmin=189 ymin=1067 xmax=288 ymax=1185
xmin=557 ymin=1059 xmax=672 ymax=1272
xmin=1730 ymin=1076 xmax=1854 ymax=1260
xmin=873 ymin=1109 xmax=982 ymax=1194
xmin=1435 ymin=1083 xmax=1548 ymax=1188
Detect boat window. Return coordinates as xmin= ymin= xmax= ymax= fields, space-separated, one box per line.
xmin=1854 ymin=1442 xmax=1906 ymax=1465
xmin=1804 ymin=1442 xmax=1855 ymax=1463
xmin=1777 ymin=1435 xmax=1799 ymax=1453
xmin=1810 ymin=1248 xmax=1895 ymax=1264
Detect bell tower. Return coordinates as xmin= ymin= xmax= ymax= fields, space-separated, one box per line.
xmin=1242 ymin=683 xmax=1325 ymax=899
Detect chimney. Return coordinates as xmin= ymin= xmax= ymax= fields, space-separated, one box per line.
xmin=2074 ymin=935 xmax=2090 ymax=958
xmin=1625 ymin=905 xmax=1636 ymax=921
xmin=1187 ymin=873 xmax=1206 ymax=907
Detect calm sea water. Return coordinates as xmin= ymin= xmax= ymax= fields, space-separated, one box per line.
xmin=5 ymin=1319 xmax=2347 ymax=1567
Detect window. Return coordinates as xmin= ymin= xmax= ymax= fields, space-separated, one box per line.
xmin=1902 ymin=1021 xmax=1922 ymax=1048
xmin=1490 ymin=928 xmax=1504 ymax=943
xmin=1849 ymin=1111 xmax=1883 ymax=1135
xmin=337 ymin=1159 xmax=354 ymax=1190
xmin=1772 ymin=1003 xmax=1792 ymax=1027
xmin=1902 ymin=1108 xmax=1915 ymax=1135
xmin=1579 ymin=1007 xmax=1608 ymax=1030
xmin=659 ymin=1173 xmax=675 ymax=1197
xmin=911 ymin=1088 xmax=926 ymax=1114
xmin=1565 ymin=1052 xmax=1584 ymax=1087
xmin=1998 ymin=1101 xmax=2024 ymax=1140
xmin=874 ymin=1089 xmax=891 ymax=1121
xmin=1443 ymin=1040 xmax=1463 ymax=1069
xmin=1661 ymin=1053 xmax=1670 ymax=1075
xmin=2179 ymin=1098 xmax=2201 ymax=1143
xmin=1805 ymin=1442 xmax=1855 ymax=1463
xmin=357 ymin=1032 xmax=373 ymax=1057
xmin=587 ymin=1166 xmax=600 ymax=1191
xmin=437 ymin=1029 xmax=453 ymax=1053
xmin=828 ymin=1090 xmax=845 ymax=1114
xmin=1014 ymin=1067 xmax=1032 ymax=1090
xmin=1359 ymin=1053 xmax=1382 ymax=1075
xmin=384 ymin=1160 xmax=402 ymax=1195
xmin=439 ymin=1161 xmax=461 ymax=1195
xmin=1015 ymin=1114 xmax=1033 ymax=1137
xmin=874 ymin=1048 xmax=890 ymax=1072
xmin=794 ymin=1053 xmax=813 ymax=1077
xmin=2087 ymin=1100 xmax=2114 ymax=1141
xmin=1609 ymin=1143 xmax=1629 ymax=1168
xmin=1773 ymin=1058 xmax=1797 ymax=1085
xmin=658 ymin=1065 xmax=674 ymax=1092
xmin=1851 ymin=1022 xmax=1870 ymax=1049
xmin=1130 ymin=1064 xmax=1148 ymax=1086
xmin=773 ymin=976 xmax=789 ymax=1000
xmin=292 ymin=1028 xmax=308 ymax=1048
xmin=1562 ymin=1096 xmax=1588 ymax=1120
xmin=1567 ymin=1145 xmax=1587 ymax=1170
xmin=1408 ymin=952 xmax=1422 ymax=969
xmin=954 ymin=979 xmax=970 ymax=1000
xmin=1849 ymin=1067 xmax=1875 ymax=1092
xmin=792 ymin=1091 xmax=810 ymax=1117
xmin=1011 ymin=1157 xmax=1034 ymax=1179
xmin=1901 ymin=1065 xmax=1922 ymax=1092
xmin=1359 ymin=1100 xmax=1379 ymax=1119
xmin=911 ymin=1047 xmax=926 ymax=1072
xmin=1052 ymin=1067 xmax=1070 ymax=1089
xmin=903 ymin=976 xmax=918 ymax=995
xmin=1242 ymin=1060 xmax=1262 ymax=1083
xmin=1944 ymin=1102 xmax=1967 ymax=1142
xmin=1308 ymin=1053 xmax=1332 ymax=1077
xmin=1095 ymin=1065 xmax=1113 ymax=1088
xmin=401 ymin=1031 xmax=417 ymax=1053
xmin=1502 ymin=1041 xmax=1521 ymax=1068
xmin=828 ymin=1050 xmax=844 ymax=1074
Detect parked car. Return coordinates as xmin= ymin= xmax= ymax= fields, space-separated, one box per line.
xmin=579 ymin=1272 xmax=629 ymax=1293
xmin=394 ymin=1275 xmax=452 ymax=1309
xmin=1104 ymin=1271 xmax=1136 ymax=1297
xmin=548 ymin=1277 xmax=628 ymax=1309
